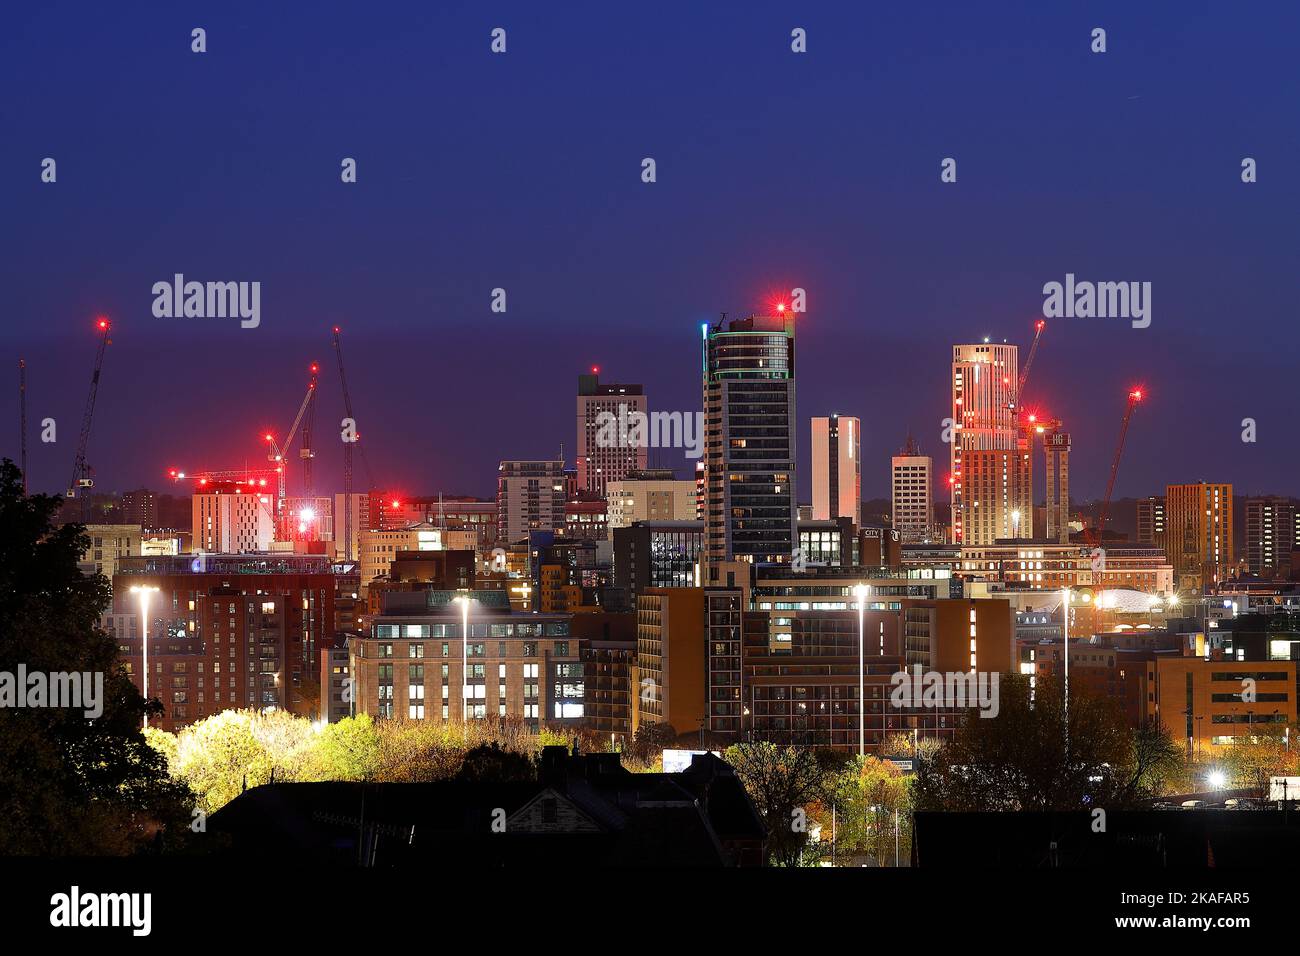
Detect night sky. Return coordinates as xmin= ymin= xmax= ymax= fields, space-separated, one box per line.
xmin=2 ymin=1 xmax=1297 ymax=504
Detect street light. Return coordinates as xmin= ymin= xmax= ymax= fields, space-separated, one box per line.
xmin=129 ymin=584 xmax=160 ymax=729
xmin=852 ymin=583 xmax=870 ymax=757
xmin=454 ymin=594 xmax=471 ymax=724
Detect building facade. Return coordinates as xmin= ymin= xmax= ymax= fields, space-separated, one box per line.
xmin=121 ymin=488 xmax=157 ymax=529
xmin=957 ymin=541 xmax=1174 ymax=593
xmin=702 ymin=314 xmax=797 ymax=577
xmin=353 ymin=595 xmax=581 ymax=726
xmin=192 ymin=486 xmax=276 ymax=553
xmin=1149 ymin=657 xmax=1296 ymax=756
xmin=107 ymin=554 xmax=337 ymax=730
xmin=78 ymin=523 xmax=142 ymax=578
xmin=1136 ymin=495 xmax=1166 ymax=551
xmin=635 ymin=588 xmax=706 ymax=735
xmin=811 ymin=414 xmax=861 ymax=525
xmin=605 ymin=471 xmax=697 ymax=530
xmin=576 ymin=372 xmax=647 ymax=498
xmin=950 ymin=342 xmax=1021 ymax=545
xmin=1245 ymin=496 xmax=1298 ymax=578
xmin=891 ymin=435 xmax=933 ymax=544
xmin=497 ymin=460 xmax=567 ymax=545
xmin=1165 ymin=483 xmax=1234 ymax=588
xmin=612 ymin=520 xmax=703 ymax=597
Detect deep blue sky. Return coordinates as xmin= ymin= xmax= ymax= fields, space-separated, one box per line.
xmin=2 ymin=1 xmax=1297 ymax=504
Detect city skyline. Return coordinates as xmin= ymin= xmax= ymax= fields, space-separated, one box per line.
xmin=3 ymin=3 xmax=1298 ymax=503
xmin=3 ymin=2 xmax=1300 ymax=911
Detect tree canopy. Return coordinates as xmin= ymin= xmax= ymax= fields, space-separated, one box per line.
xmin=0 ymin=459 xmax=190 ymax=853
xmin=913 ymin=673 xmax=1181 ymax=812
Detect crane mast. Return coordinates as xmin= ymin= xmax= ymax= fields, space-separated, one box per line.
xmin=266 ymin=372 xmax=318 ymax=520
xmin=301 ymin=363 xmax=319 ymax=497
xmin=1010 ymin=319 xmax=1045 ymax=411
xmin=68 ymin=318 xmax=112 ymax=518
xmin=1093 ymin=389 xmax=1144 ymax=547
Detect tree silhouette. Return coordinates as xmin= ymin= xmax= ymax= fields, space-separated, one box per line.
xmin=0 ymin=460 xmax=191 ymax=853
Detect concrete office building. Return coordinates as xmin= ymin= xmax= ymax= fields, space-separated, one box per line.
xmin=1245 ymin=496 xmax=1298 ymax=577
xmin=891 ymin=434 xmax=933 ymax=544
xmin=612 ymin=520 xmax=703 ymax=596
xmin=192 ymin=484 xmax=276 ymax=554
xmin=605 ymin=470 xmax=697 ymax=530
xmin=497 ymin=460 xmax=567 ymax=544
xmin=78 ymin=524 xmax=142 ymax=579
xmin=576 ymin=372 xmax=647 ymax=498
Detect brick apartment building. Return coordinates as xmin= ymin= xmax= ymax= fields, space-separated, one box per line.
xmin=106 ymin=554 xmax=337 ymax=731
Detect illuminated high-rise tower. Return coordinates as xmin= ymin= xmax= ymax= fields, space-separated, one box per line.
xmin=950 ymin=341 xmax=1025 ymax=544
xmin=702 ymin=312 xmax=797 ymax=577
xmin=812 ymin=414 xmax=861 ymax=525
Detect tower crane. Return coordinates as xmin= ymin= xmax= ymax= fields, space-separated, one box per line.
xmin=264 ymin=367 xmax=319 ymax=515
xmin=301 ymin=363 xmax=319 ymax=498
xmin=1009 ymin=319 xmax=1045 ymax=412
xmin=67 ymin=318 xmax=112 ymax=516
xmin=1091 ymin=388 xmax=1144 ymax=547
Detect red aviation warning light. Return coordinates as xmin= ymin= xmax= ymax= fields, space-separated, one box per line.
xmin=776 ymin=303 xmax=786 ymax=313
xmin=96 ymin=317 xmax=109 ymax=331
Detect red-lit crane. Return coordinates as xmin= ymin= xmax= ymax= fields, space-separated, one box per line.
xmin=1091 ymin=388 xmax=1144 ymax=546
xmin=67 ymin=318 xmax=112 ymax=515
xmin=168 ymin=469 xmax=278 ymax=488
xmin=264 ymin=366 xmax=319 ymax=516
xmin=1009 ymin=319 xmax=1046 ymax=411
